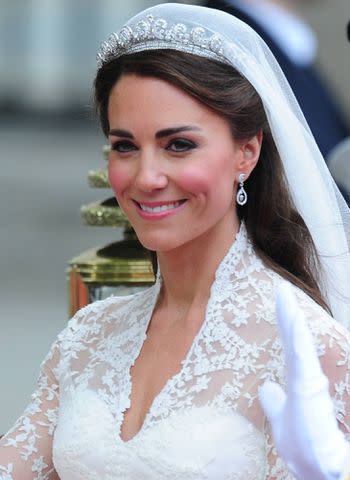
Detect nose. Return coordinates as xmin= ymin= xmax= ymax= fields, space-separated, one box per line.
xmin=134 ymin=151 xmax=168 ymax=193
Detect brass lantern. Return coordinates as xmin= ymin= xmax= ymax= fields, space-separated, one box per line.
xmin=67 ymin=146 xmax=155 ymax=317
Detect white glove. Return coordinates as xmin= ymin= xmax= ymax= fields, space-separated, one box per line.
xmin=259 ymin=283 xmax=349 ymax=480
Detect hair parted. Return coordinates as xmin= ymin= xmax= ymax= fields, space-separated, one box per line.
xmin=94 ymin=49 xmax=330 ymax=314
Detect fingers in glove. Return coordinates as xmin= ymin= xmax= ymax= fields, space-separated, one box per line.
xmin=259 ymin=380 xmax=286 ymax=421
xmin=276 ymin=283 xmax=328 ymax=394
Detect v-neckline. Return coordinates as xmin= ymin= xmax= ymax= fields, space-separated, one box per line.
xmin=118 ymin=280 xmax=208 ymax=444
xmin=118 ymin=223 xmax=248 ymax=444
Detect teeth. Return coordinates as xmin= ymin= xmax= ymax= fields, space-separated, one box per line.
xmin=139 ymin=201 xmax=182 ymax=213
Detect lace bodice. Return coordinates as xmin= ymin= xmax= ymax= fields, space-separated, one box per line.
xmin=1 ymin=225 xmax=350 ymax=479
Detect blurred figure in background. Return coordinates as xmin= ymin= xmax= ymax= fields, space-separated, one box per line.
xmin=203 ymin=0 xmax=349 ymax=160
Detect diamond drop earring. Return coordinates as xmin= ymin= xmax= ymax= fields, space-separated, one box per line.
xmin=236 ymin=173 xmax=248 ymax=206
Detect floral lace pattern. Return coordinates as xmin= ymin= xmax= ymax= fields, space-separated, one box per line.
xmin=1 ymin=224 xmax=350 ymax=479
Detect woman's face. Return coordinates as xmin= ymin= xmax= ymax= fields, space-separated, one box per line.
xmin=107 ymin=74 xmax=259 ymax=252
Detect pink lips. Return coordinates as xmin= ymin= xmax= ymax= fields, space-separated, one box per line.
xmin=133 ymin=199 xmax=187 ymax=220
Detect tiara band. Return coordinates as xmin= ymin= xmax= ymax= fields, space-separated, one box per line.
xmin=96 ymin=14 xmax=226 ymax=67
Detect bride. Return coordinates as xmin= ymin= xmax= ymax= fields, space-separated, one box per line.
xmin=1 ymin=3 xmax=350 ymax=479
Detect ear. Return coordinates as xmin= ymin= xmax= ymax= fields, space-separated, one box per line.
xmin=236 ymin=130 xmax=263 ymax=181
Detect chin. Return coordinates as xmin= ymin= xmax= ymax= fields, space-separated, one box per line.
xmin=135 ymin=231 xmax=187 ymax=253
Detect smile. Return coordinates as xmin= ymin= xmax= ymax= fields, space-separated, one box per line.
xmin=139 ymin=201 xmax=182 ymax=213
xmin=133 ymin=199 xmax=187 ymax=219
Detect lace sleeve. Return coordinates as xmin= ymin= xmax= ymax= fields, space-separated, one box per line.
xmin=0 ymin=336 xmax=61 ymax=480
xmin=264 ymin=291 xmax=350 ymax=480
xmin=0 ymin=297 xmax=112 ymax=480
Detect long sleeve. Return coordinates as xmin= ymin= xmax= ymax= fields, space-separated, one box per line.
xmin=0 ymin=337 xmax=62 ymax=480
xmin=0 ymin=297 xmax=111 ymax=480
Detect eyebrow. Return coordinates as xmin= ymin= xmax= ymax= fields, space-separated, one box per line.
xmin=108 ymin=125 xmax=201 ymax=139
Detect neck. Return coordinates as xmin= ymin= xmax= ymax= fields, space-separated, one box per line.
xmin=156 ymin=214 xmax=240 ymax=312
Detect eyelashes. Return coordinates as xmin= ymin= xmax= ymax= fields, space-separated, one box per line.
xmin=167 ymin=139 xmax=197 ymax=152
xmin=110 ymin=140 xmax=136 ymax=153
xmin=110 ymin=138 xmax=198 ymax=154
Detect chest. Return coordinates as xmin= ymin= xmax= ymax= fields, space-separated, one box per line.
xmin=53 ymin=393 xmax=267 ymax=480
xmin=121 ymin=314 xmax=203 ymax=441
xmin=53 ymin=287 xmax=276 ymax=479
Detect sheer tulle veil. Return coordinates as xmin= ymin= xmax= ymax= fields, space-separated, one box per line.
xmin=97 ymin=3 xmax=350 ymax=327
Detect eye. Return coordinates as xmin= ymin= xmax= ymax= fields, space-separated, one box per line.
xmin=166 ymin=139 xmax=197 ymax=152
xmin=110 ymin=140 xmax=137 ymax=153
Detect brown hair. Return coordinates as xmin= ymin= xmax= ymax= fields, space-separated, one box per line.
xmin=94 ymin=50 xmax=330 ymax=313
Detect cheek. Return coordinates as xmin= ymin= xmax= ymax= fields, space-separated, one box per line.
xmin=108 ymin=161 xmax=130 ymax=197
xmin=179 ymin=160 xmax=233 ymax=197
xmin=177 ymin=159 xmax=223 ymax=194
xmin=179 ymin=170 xmax=211 ymax=195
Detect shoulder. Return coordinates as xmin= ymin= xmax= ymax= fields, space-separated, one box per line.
xmin=288 ymin=282 xmax=350 ymax=343
xmin=46 ymin=285 xmax=158 ymax=379
xmin=270 ymin=280 xmax=350 ymax=391
xmin=58 ymin=283 xmax=158 ymax=345
xmin=285 ymin=282 xmax=350 ymax=430
xmin=246 ymin=251 xmax=348 ymax=343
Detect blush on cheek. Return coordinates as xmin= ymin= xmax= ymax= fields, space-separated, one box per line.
xmin=108 ymin=164 xmax=128 ymax=196
xmin=178 ymin=169 xmax=212 ymax=195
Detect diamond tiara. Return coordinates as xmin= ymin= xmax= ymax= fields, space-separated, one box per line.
xmin=97 ymin=14 xmax=227 ymax=67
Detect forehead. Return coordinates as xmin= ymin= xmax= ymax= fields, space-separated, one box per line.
xmin=109 ymin=74 xmax=199 ymax=109
xmin=107 ymin=74 xmax=225 ymax=129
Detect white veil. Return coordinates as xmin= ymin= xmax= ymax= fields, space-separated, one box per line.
xmin=97 ymin=3 xmax=350 ymax=327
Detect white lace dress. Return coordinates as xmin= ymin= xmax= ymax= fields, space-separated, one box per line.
xmin=1 ymin=225 xmax=350 ymax=480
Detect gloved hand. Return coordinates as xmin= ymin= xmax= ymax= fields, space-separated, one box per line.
xmin=259 ymin=283 xmax=350 ymax=480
